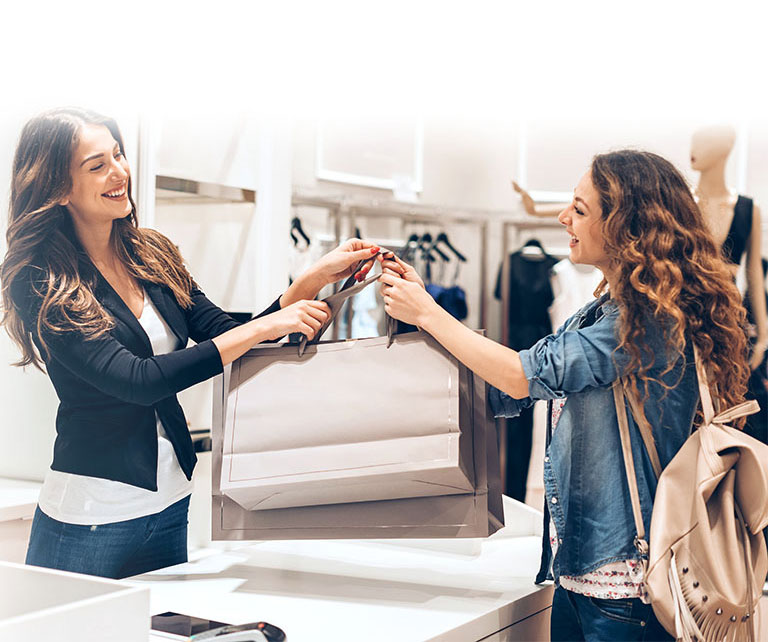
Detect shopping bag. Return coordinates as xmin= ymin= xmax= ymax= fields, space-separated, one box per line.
xmin=219 ymin=331 xmax=475 ymax=511
xmin=211 ymin=333 xmax=504 ymax=539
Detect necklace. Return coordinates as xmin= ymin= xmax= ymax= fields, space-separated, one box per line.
xmin=694 ymin=189 xmax=736 ymax=241
xmin=694 ymin=188 xmax=734 ymax=210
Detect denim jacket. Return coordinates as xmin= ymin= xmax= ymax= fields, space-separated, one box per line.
xmin=490 ymin=296 xmax=698 ymax=582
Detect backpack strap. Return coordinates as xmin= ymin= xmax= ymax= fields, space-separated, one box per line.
xmin=692 ymin=344 xmax=715 ymax=425
xmin=622 ymin=381 xmax=663 ymax=478
xmin=692 ymin=344 xmax=758 ymax=425
xmin=612 ymin=381 xmax=650 ymax=555
xmin=613 ymin=346 xmax=708 ymax=552
xmin=613 ymin=344 xmax=759 ymax=560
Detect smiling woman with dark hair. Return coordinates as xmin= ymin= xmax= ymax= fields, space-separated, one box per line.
xmin=379 ymin=150 xmax=750 ymax=641
xmin=1 ymin=107 xmax=379 ymax=579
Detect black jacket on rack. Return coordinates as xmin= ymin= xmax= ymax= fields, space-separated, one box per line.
xmin=494 ymin=243 xmax=558 ymax=502
xmin=495 ymin=246 xmax=559 ymax=349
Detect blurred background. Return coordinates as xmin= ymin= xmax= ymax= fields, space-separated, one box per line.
xmin=1 ymin=0 xmax=766 ymax=507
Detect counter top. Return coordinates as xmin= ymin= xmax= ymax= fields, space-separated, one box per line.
xmin=132 ymin=498 xmax=553 ymax=642
xmin=0 ymin=477 xmax=41 ymax=522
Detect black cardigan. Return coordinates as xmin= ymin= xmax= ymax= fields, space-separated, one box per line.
xmin=14 ymin=259 xmax=281 ymax=491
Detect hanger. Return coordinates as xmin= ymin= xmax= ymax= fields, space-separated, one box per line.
xmin=399 ymin=233 xmax=420 ymax=261
xmin=417 ymin=233 xmax=438 ymax=263
xmin=435 ymin=231 xmax=467 ymax=262
xmin=422 ymin=232 xmax=450 ymax=262
xmin=520 ymin=237 xmax=547 ymax=259
xmin=290 ymin=216 xmax=311 ymax=247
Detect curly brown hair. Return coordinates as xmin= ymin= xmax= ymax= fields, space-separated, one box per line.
xmin=1 ymin=107 xmax=194 ymax=370
xmin=590 ymin=150 xmax=750 ymax=425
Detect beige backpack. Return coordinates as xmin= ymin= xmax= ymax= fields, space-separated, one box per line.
xmin=614 ymin=346 xmax=768 ymax=642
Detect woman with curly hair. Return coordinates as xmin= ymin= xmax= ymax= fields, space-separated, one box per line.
xmin=379 ymin=150 xmax=750 ymax=641
xmin=1 ymin=107 xmax=379 ymax=579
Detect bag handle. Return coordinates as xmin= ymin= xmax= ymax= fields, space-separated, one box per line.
xmin=298 ymin=249 xmax=403 ymax=356
xmin=298 ymin=270 xmax=388 ymax=356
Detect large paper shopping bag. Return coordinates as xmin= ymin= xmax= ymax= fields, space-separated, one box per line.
xmin=219 ymin=332 xmax=474 ymax=511
xmin=212 ymin=331 xmax=504 ymax=540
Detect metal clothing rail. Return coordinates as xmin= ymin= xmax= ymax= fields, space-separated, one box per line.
xmin=292 ymin=190 xmax=494 ymax=332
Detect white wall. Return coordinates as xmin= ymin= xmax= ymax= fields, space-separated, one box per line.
xmin=291 ymin=117 xmax=525 ymax=341
xmin=151 ymin=115 xmax=293 ymax=431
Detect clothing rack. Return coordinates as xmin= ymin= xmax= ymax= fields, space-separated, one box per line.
xmin=292 ymin=189 xmax=493 ymax=337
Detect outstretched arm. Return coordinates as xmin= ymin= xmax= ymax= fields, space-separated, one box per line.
xmin=746 ymin=204 xmax=767 ymax=370
xmin=379 ymin=256 xmax=529 ymax=398
xmin=512 ymin=181 xmax=567 ymax=218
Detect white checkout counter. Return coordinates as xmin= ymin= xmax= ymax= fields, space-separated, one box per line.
xmin=131 ymin=497 xmax=553 ymax=642
xmin=0 ymin=477 xmax=41 ymax=564
xmin=0 ymin=475 xmax=553 ymax=641
xmin=4 ymin=476 xmax=768 ymax=641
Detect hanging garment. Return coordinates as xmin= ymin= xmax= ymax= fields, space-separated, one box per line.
xmin=548 ymin=259 xmax=603 ymax=330
xmin=721 ymin=195 xmax=753 ymax=265
xmin=744 ymin=278 xmax=768 ymax=444
xmin=437 ymin=285 xmax=468 ymax=321
xmin=288 ymin=242 xmax=314 ymax=285
xmin=495 ymin=246 xmax=558 ymax=501
xmin=495 ymin=249 xmax=559 ymax=351
xmin=336 ymin=281 xmax=381 ymax=339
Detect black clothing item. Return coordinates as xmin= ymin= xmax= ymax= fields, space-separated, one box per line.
xmin=744 ymin=284 xmax=768 ymax=444
xmin=495 ymin=247 xmax=558 ymax=500
xmin=504 ymin=406 xmax=534 ymax=502
xmin=722 ymin=195 xmax=753 ymax=265
xmin=535 ymin=398 xmax=554 ymax=585
xmin=426 ymin=283 xmax=469 ymax=321
xmin=13 ymin=257 xmax=282 ymax=491
xmin=494 ymin=250 xmax=559 ymax=350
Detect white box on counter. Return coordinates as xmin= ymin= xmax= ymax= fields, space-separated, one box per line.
xmin=0 ymin=560 xmax=149 ymax=642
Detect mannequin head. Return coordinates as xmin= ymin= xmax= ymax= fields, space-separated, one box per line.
xmin=690 ymin=125 xmax=736 ymax=172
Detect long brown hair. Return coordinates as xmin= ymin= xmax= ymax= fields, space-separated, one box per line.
xmin=590 ymin=150 xmax=749 ymax=424
xmin=1 ymin=107 xmax=194 ymax=369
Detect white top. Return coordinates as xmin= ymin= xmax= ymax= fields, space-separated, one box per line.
xmin=548 ymin=259 xmax=604 ymax=330
xmin=38 ymin=294 xmax=193 ymax=525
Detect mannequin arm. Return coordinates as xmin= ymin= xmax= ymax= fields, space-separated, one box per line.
xmin=746 ymin=203 xmax=767 ymax=370
xmin=512 ymin=180 xmax=567 ymax=218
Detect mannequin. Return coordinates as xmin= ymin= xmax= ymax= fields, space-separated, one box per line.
xmin=511 ymin=180 xmax=566 ymax=218
xmin=691 ymin=125 xmax=767 ymax=370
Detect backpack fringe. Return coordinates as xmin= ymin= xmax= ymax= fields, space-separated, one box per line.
xmin=668 ymin=550 xmax=756 ymax=642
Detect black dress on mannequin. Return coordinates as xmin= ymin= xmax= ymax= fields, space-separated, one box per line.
xmin=494 ymin=243 xmax=558 ymax=502
xmin=721 ymin=196 xmax=752 ymax=266
xmin=744 ymin=257 xmax=768 ymax=444
xmin=722 ymin=197 xmax=767 ymax=442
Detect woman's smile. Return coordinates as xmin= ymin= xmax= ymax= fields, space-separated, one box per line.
xmin=103 ymin=185 xmax=128 ymax=201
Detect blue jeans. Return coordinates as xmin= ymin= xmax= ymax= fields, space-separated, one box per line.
xmin=25 ymin=495 xmax=190 ymax=579
xmin=550 ymin=587 xmax=673 ymax=641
